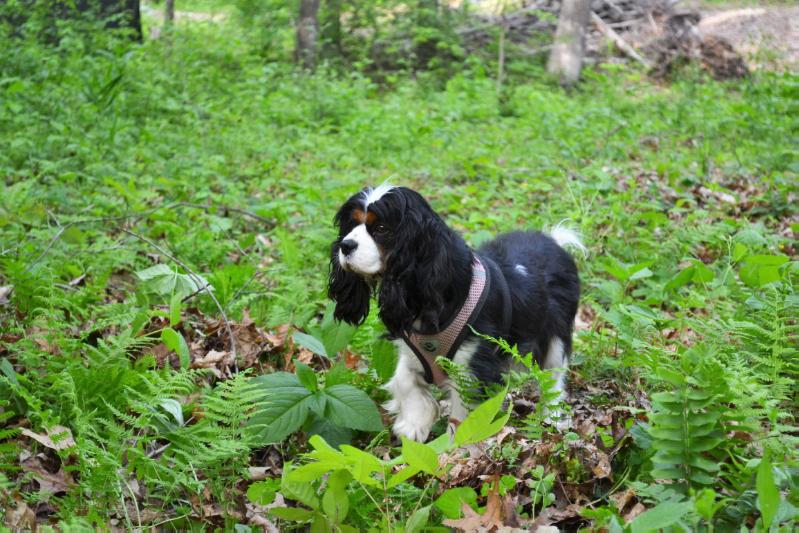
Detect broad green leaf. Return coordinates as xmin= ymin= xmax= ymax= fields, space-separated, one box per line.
xmin=169 ymin=292 xmax=181 ymax=326
xmin=690 ymin=260 xmax=714 ymax=283
xmin=693 ymin=489 xmax=719 ymax=521
xmin=310 ymin=513 xmax=329 ymax=533
xmin=268 ymin=507 xmax=315 ymax=521
xmin=455 ymin=387 xmax=510 ymax=446
xmin=250 ymin=373 xmax=315 ymax=443
xmin=323 ymin=384 xmax=383 ymax=432
xmin=757 ymin=456 xmax=780 ymax=529
xmin=600 ymin=257 xmax=630 ymax=281
xmin=630 ymin=501 xmax=693 ymax=533
xmin=294 ymin=332 xmax=328 ymax=357
xmin=161 ymin=327 xmax=190 ymax=369
xmin=370 ymin=338 xmax=398 ymax=382
xmin=136 ymin=264 xmax=211 ymax=299
xmin=756 ymin=266 xmax=781 ymax=287
xmin=629 ymin=266 xmax=653 ymax=281
xmin=744 ymin=254 xmax=789 ymax=266
xmin=324 ymin=362 xmax=352 ymax=388
xmin=731 ymin=243 xmax=748 ymax=262
xmin=340 ymin=444 xmax=384 ymax=485
xmin=158 ymin=398 xmax=184 ymax=426
xmin=401 ymin=436 xmax=438 ymax=474
xmin=657 ymin=368 xmax=685 ymax=384
xmin=308 ymin=302 xmax=357 ymax=356
xmin=664 ymin=266 xmax=694 ymax=292
xmin=246 ymin=481 xmax=277 ymax=506
xmin=289 ymin=461 xmax=339 ymax=482
xmin=322 ymin=470 xmax=350 ymax=524
xmin=295 ymin=361 xmax=318 ymax=392
xmin=405 ymin=505 xmax=431 ymax=533
xmin=307 ymin=434 xmax=346 ymax=461
xmin=435 ymin=487 xmax=478 ymax=519
xmin=281 ymin=462 xmax=320 ymax=510
xmin=304 ymin=413 xmax=353 ymax=448
xmin=387 ymin=465 xmax=421 ymax=488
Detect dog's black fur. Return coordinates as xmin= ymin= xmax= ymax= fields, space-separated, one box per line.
xmin=328 ymin=186 xmax=581 ymax=385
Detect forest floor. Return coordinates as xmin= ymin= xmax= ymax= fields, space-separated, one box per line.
xmin=1 ymin=2 xmax=797 ymax=531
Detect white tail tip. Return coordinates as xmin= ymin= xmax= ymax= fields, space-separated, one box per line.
xmin=550 ymin=223 xmax=587 ymax=257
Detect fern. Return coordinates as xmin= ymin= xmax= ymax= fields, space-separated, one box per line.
xmin=647 ymin=347 xmax=744 ymax=492
xmin=436 ymin=356 xmax=483 ymax=405
xmin=462 ymin=331 xmax=563 ymax=438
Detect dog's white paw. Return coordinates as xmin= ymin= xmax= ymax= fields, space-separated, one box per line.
xmin=391 ymin=395 xmax=439 ymax=442
xmin=393 ymin=416 xmax=434 ymax=442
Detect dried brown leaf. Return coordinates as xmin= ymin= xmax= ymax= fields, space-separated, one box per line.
xmin=21 ymin=456 xmax=74 ymax=499
xmin=4 ymin=500 xmax=35 ymax=530
xmin=610 ymin=488 xmax=636 ymax=513
xmin=20 ymin=425 xmax=76 ymax=451
xmin=192 ymin=349 xmax=233 ymax=369
xmin=624 ymin=502 xmax=647 ymax=522
xmin=442 ymin=502 xmax=489 ymax=532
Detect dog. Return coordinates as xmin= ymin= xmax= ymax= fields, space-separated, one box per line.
xmin=328 ymin=184 xmax=583 ymax=442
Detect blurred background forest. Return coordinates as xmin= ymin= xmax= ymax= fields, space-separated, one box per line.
xmin=0 ymin=0 xmax=797 ymax=530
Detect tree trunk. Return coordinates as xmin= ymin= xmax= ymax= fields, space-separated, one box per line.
xmin=295 ymin=0 xmax=321 ymax=70
xmin=547 ymin=0 xmax=590 ymax=85
xmin=164 ymin=0 xmax=175 ymax=28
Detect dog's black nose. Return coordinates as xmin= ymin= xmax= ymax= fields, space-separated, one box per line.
xmin=339 ymin=239 xmax=358 ymax=256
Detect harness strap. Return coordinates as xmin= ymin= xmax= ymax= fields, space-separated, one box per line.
xmin=402 ymin=255 xmax=509 ymax=386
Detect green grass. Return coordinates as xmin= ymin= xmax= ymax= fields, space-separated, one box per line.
xmin=0 ymin=10 xmax=797 ymax=531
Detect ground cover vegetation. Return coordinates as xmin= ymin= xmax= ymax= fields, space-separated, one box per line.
xmin=0 ymin=0 xmax=797 ymax=530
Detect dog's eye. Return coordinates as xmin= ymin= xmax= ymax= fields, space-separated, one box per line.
xmin=374 ymin=224 xmax=390 ymax=235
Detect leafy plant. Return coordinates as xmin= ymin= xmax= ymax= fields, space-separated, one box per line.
xmin=248 ymin=362 xmax=383 ymax=446
xmin=646 ymin=348 xmax=737 ymax=491
xmin=271 ymin=387 xmax=510 ymax=530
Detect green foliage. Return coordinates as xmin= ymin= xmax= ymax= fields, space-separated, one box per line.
xmin=756 ymin=455 xmax=780 ymax=530
xmin=249 ymin=362 xmax=382 ymax=445
xmin=646 ymin=350 xmax=733 ymax=490
xmin=0 ymin=2 xmax=796 ymax=528
xmin=274 ymin=390 xmax=510 ymax=530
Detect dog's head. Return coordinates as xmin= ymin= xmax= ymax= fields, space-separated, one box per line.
xmin=328 ymin=185 xmax=468 ymax=333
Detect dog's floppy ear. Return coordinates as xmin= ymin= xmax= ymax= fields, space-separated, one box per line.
xmin=328 ymin=250 xmax=371 ymax=325
xmin=328 ymin=202 xmax=371 ymax=325
xmin=378 ymin=190 xmax=458 ymax=334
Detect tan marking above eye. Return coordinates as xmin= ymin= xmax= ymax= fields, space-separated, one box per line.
xmin=352 ymin=209 xmax=377 ymax=225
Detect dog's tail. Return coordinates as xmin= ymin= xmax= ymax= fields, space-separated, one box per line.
xmin=550 ymin=222 xmax=587 ymax=257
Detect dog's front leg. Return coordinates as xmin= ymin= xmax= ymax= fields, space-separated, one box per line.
xmin=383 ymin=343 xmax=439 ymax=442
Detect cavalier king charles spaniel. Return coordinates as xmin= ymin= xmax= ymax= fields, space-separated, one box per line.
xmin=328 ymin=184 xmax=583 ymax=442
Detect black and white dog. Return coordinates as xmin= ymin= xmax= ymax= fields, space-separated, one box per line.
xmin=328 ymin=184 xmax=583 ymax=442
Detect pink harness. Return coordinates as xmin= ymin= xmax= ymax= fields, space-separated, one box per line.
xmin=402 ymin=257 xmax=490 ymax=386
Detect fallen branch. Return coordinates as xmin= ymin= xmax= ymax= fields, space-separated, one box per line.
xmin=591 ymin=11 xmax=651 ymax=68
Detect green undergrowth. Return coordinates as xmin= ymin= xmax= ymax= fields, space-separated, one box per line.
xmin=0 ymin=10 xmax=797 ymax=531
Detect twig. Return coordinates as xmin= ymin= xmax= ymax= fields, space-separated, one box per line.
xmin=23 ymin=201 xmax=272 ymax=273
xmin=591 ymin=11 xmax=651 ymax=68
xmin=120 ymin=228 xmax=239 ymax=370
xmin=26 ymin=224 xmax=69 ymax=272
xmin=176 ymin=202 xmax=273 ymax=226
xmin=147 ymin=442 xmax=172 ymax=458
